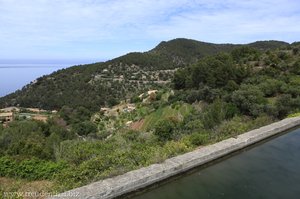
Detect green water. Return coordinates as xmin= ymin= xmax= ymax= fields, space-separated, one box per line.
xmin=131 ymin=128 xmax=300 ymax=199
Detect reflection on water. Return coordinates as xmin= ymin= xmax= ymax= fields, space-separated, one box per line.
xmin=131 ymin=128 xmax=300 ymax=199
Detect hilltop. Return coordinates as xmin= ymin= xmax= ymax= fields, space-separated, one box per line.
xmin=0 ymin=38 xmax=289 ymax=111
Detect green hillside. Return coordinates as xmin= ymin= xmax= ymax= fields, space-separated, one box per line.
xmin=1 ymin=39 xmax=300 ymax=194
xmin=0 ymin=38 xmax=288 ymax=111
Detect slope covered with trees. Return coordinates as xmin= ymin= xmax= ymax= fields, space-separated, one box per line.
xmin=0 ymin=39 xmax=288 ymax=111
xmin=1 ymin=39 xmax=300 ymax=195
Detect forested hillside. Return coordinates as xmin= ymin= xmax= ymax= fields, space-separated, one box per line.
xmin=1 ymin=39 xmax=300 ymax=195
xmin=0 ymin=38 xmax=288 ymax=111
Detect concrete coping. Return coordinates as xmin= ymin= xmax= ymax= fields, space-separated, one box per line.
xmin=50 ymin=117 xmax=300 ymax=199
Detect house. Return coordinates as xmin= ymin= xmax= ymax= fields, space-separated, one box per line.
xmin=125 ymin=104 xmax=136 ymax=112
xmin=147 ymin=90 xmax=158 ymax=95
xmin=26 ymin=108 xmax=47 ymax=113
xmin=0 ymin=107 xmax=20 ymax=113
xmin=100 ymin=107 xmax=114 ymax=116
xmin=139 ymin=90 xmax=158 ymax=100
xmin=0 ymin=112 xmax=14 ymax=124
xmin=100 ymin=107 xmax=111 ymax=114
xmin=32 ymin=115 xmax=48 ymax=122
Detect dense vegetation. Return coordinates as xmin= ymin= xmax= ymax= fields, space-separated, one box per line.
xmin=1 ymin=38 xmax=300 ymax=196
xmin=173 ymin=44 xmax=300 ymax=118
xmin=0 ymin=39 xmax=288 ymax=110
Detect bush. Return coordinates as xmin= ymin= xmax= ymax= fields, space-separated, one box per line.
xmin=288 ymin=112 xmax=300 ymax=118
xmin=201 ymin=100 xmax=226 ymax=129
xmin=231 ymin=46 xmax=259 ymax=61
xmin=291 ymin=60 xmax=300 ymax=75
xmin=153 ymin=119 xmax=177 ymax=141
xmin=274 ymin=94 xmax=295 ymax=118
xmin=258 ymin=79 xmax=283 ymax=97
xmin=292 ymin=48 xmax=299 ymax=55
xmin=215 ymin=115 xmax=274 ymax=140
xmin=215 ymin=116 xmax=251 ymax=138
xmin=72 ymin=121 xmax=97 ymax=136
xmin=185 ymin=90 xmax=202 ymax=103
xmin=131 ymin=95 xmax=142 ymax=103
xmin=231 ymin=84 xmax=267 ymax=116
xmin=183 ymin=119 xmax=204 ymax=131
xmin=250 ymin=115 xmax=275 ymax=128
xmin=189 ymin=132 xmax=209 ymax=146
xmin=0 ymin=156 xmax=66 ymax=180
xmin=163 ymin=141 xmax=190 ymax=157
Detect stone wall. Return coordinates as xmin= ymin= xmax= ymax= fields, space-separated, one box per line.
xmin=50 ymin=117 xmax=300 ymax=199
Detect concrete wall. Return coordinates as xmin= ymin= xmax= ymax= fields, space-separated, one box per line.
xmin=50 ymin=117 xmax=300 ymax=199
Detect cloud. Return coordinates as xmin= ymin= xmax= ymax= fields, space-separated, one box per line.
xmin=147 ymin=0 xmax=300 ymax=43
xmin=0 ymin=0 xmax=299 ymax=59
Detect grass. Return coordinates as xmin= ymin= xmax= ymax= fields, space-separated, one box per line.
xmin=141 ymin=103 xmax=193 ymax=131
xmin=287 ymin=112 xmax=300 ymax=118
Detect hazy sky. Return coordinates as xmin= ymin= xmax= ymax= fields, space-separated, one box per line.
xmin=0 ymin=0 xmax=299 ymax=60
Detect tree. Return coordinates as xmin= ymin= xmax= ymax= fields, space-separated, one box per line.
xmin=72 ymin=121 xmax=97 ymax=136
xmin=292 ymin=47 xmax=299 ymax=55
xmin=59 ymin=106 xmax=92 ymax=125
xmin=274 ymin=94 xmax=297 ymax=118
xmin=231 ymin=85 xmax=267 ymax=116
xmin=173 ymin=69 xmax=188 ymax=89
xmin=258 ymin=79 xmax=283 ymax=97
xmin=231 ymin=46 xmax=259 ymax=61
xmin=291 ymin=61 xmax=300 ymax=75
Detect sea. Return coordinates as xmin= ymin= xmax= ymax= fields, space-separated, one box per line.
xmin=0 ymin=59 xmax=98 ymax=97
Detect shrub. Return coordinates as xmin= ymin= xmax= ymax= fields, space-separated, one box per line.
xmin=231 ymin=84 xmax=267 ymax=116
xmin=0 ymin=156 xmax=66 ymax=180
xmin=130 ymin=95 xmax=142 ymax=103
xmin=183 ymin=119 xmax=204 ymax=131
xmin=258 ymin=79 xmax=284 ymax=97
xmin=215 ymin=116 xmax=251 ymax=138
xmin=185 ymin=90 xmax=202 ymax=103
xmin=275 ymin=94 xmax=294 ymax=118
xmin=291 ymin=60 xmax=300 ymax=75
xmin=288 ymin=112 xmax=300 ymax=118
xmin=201 ymin=100 xmax=226 ymax=129
xmin=72 ymin=121 xmax=97 ymax=136
xmin=153 ymin=119 xmax=177 ymax=141
xmin=250 ymin=115 xmax=275 ymax=128
xmin=163 ymin=141 xmax=190 ymax=157
xmin=55 ymin=140 xmax=104 ymax=165
xmin=292 ymin=47 xmax=299 ymax=55
xmin=189 ymin=132 xmax=209 ymax=146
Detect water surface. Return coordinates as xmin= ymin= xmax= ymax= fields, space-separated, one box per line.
xmin=131 ymin=128 xmax=300 ymax=199
xmin=0 ymin=65 xmax=64 ymax=97
xmin=0 ymin=60 xmax=97 ymax=97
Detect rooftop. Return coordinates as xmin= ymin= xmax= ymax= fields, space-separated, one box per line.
xmin=0 ymin=112 xmax=13 ymax=117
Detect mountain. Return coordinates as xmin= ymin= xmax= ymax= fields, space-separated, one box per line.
xmin=248 ymin=40 xmax=289 ymax=51
xmin=1 ymin=39 xmax=300 ymax=193
xmin=0 ymin=38 xmax=289 ymax=111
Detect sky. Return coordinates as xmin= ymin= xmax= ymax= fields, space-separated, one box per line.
xmin=0 ymin=0 xmax=300 ymax=61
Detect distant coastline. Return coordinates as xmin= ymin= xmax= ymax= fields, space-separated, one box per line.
xmin=0 ymin=59 xmax=100 ymax=97
xmin=0 ymin=65 xmax=65 ymax=97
